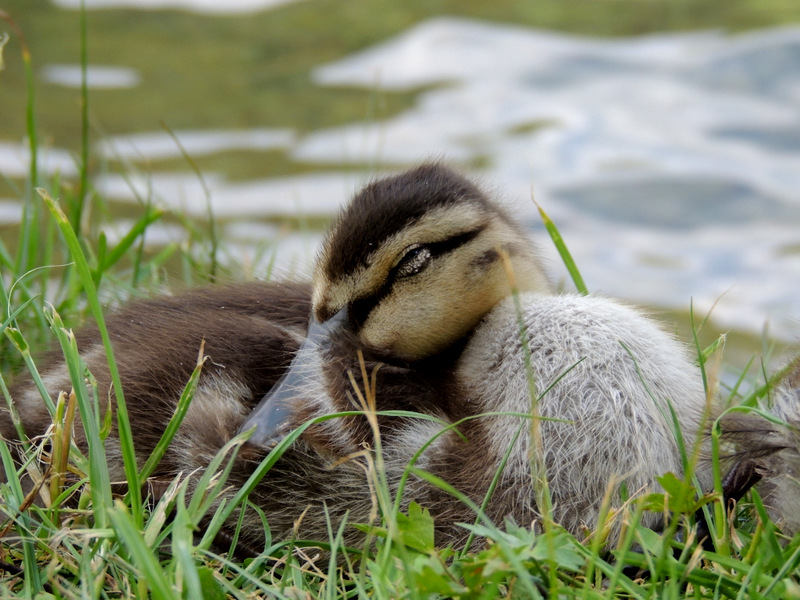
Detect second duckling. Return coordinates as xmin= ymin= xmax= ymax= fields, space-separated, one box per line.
xmin=716 ymin=356 xmax=800 ymax=537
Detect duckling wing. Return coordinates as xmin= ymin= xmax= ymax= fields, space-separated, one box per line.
xmin=3 ymin=281 xmax=311 ymax=470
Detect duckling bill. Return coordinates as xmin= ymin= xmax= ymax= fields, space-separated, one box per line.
xmin=240 ymin=309 xmax=348 ymax=447
xmin=7 ymin=162 xmax=789 ymax=554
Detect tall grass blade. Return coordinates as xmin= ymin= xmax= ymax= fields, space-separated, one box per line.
xmin=5 ymin=326 xmax=57 ymax=416
xmin=94 ymin=206 xmax=164 ymax=285
xmin=160 ymin=121 xmax=219 ymax=281
xmin=47 ymin=306 xmax=113 ymax=529
xmin=0 ymin=443 xmax=44 ymax=597
xmin=0 ymin=11 xmax=39 ymax=275
xmin=75 ymin=0 xmax=89 ymax=232
xmin=39 ymin=188 xmax=143 ymax=527
xmin=138 ymin=342 xmax=205 ymax=482
xmin=534 ymin=199 xmax=588 ymax=295
xmin=172 ymin=492 xmax=204 ymax=600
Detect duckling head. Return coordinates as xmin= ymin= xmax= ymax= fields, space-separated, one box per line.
xmin=312 ymin=163 xmax=551 ymax=361
xmin=241 ymin=164 xmax=551 ymax=447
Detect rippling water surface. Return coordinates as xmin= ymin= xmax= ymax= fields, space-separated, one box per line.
xmin=296 ymin=20 xmax=800 ymax=341
xmin=4 ymin=15 xmax=799 ymax=343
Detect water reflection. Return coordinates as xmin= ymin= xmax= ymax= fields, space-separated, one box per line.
xmin=93 ymin=170 xmax=364 ymax=217
xmin=0 ymin=200 xmax=22 ymax=225
xmin=553 ymin=175 xmax=799 ymax=229
xmin=98 ymin=129 xmax=295 ymax=161
xmin=296 ymin=18 xmax=800 ymax=340
xmin=53 ymin=0 xmax=304 ymax=14
xmin=2 ymin=17 xmax=798 ymax=342
xmin=41 ymin=64 xmax=141 ymax=89
xmin=0 ymin=142 xmax=78 ymax=178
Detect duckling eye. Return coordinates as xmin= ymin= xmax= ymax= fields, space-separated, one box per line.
xmin=396 ymin=245 xmax=432 ymax=278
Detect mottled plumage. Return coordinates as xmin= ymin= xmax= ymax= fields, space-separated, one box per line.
xmin=717 ymin=357 xmax=800 ymax=536
xmin=6 ymin=163 xmax=776 ymax=557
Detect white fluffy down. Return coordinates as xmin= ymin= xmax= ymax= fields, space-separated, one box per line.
xmin=456 ymin=292 xmax=711 ymax=534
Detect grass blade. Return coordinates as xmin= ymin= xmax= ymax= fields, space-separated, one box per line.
xmin=38 ymin=188 xmax=143 ymax=527
xmin=47 ymin=306 xmax=113 ymax=529
xmin=534 ymin=199 xmax=588 ymax=295
xmin=138 ymin=342 xmax=205 ymax=482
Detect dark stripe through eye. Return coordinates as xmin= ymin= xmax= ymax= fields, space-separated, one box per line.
xmin=424 ymin=227 xmax=483 ymax=258
xmin=348 ymin=227 xmax=484 ymax=332
xmin=349 ymin=295 xmax=376 ymax=332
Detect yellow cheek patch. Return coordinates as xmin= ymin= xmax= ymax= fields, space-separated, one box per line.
xmin=312 ymin=203 xmax=502 ymax=330
xmin=312 ymin=262 xmax=389 ymax=320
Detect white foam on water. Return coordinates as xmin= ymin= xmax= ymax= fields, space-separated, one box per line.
xmin=0 ymin=200 xmax=22 ymax=225
xmin=51 ymin=0 xmax=304 ymax=14
xmin=0 ymin=142 xmax=78 ymax=178
xmin=41 ymin=64 xmax=141 ymax=89
xmin=98 ymin=129 xmax=295 ymax=161
xmin=93 ymin=170 xmax=368 ymax=217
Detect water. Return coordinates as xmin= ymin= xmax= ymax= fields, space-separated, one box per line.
xmin=3 ymin=16 xmax=799 ymax=342
xmin=0 ymin=142 xmax=79 ymax=179
xmin=98 ymin=129 xmax=295 ymax=161
xmin=41 ymin=64 xmax=141 ymax=88
xmin=52 ymin=0 xmax=303 ymax=13
xmin=297 ymin=19 xmax=800 ymax=342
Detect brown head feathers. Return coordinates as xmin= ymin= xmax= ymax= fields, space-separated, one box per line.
xmin=320 ymin=163 xmax=510 ymax=283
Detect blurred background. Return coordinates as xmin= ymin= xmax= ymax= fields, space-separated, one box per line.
xmin=1 ymin=0 xmax=799 ymax=369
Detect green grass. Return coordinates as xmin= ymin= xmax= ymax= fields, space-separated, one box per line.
xmin=2 ymin=190 xmax=798 ymax=596
xmin=2 ymin=3 xmax=800 ymax=598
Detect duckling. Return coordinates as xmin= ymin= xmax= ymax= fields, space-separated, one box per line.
xmin=239 ymin=163 xmax=712 ymax=542
xmin=715 ymin=356 xmax=800 ymax=537
xmin=3 ymin=163 xmax=712 ymax=554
